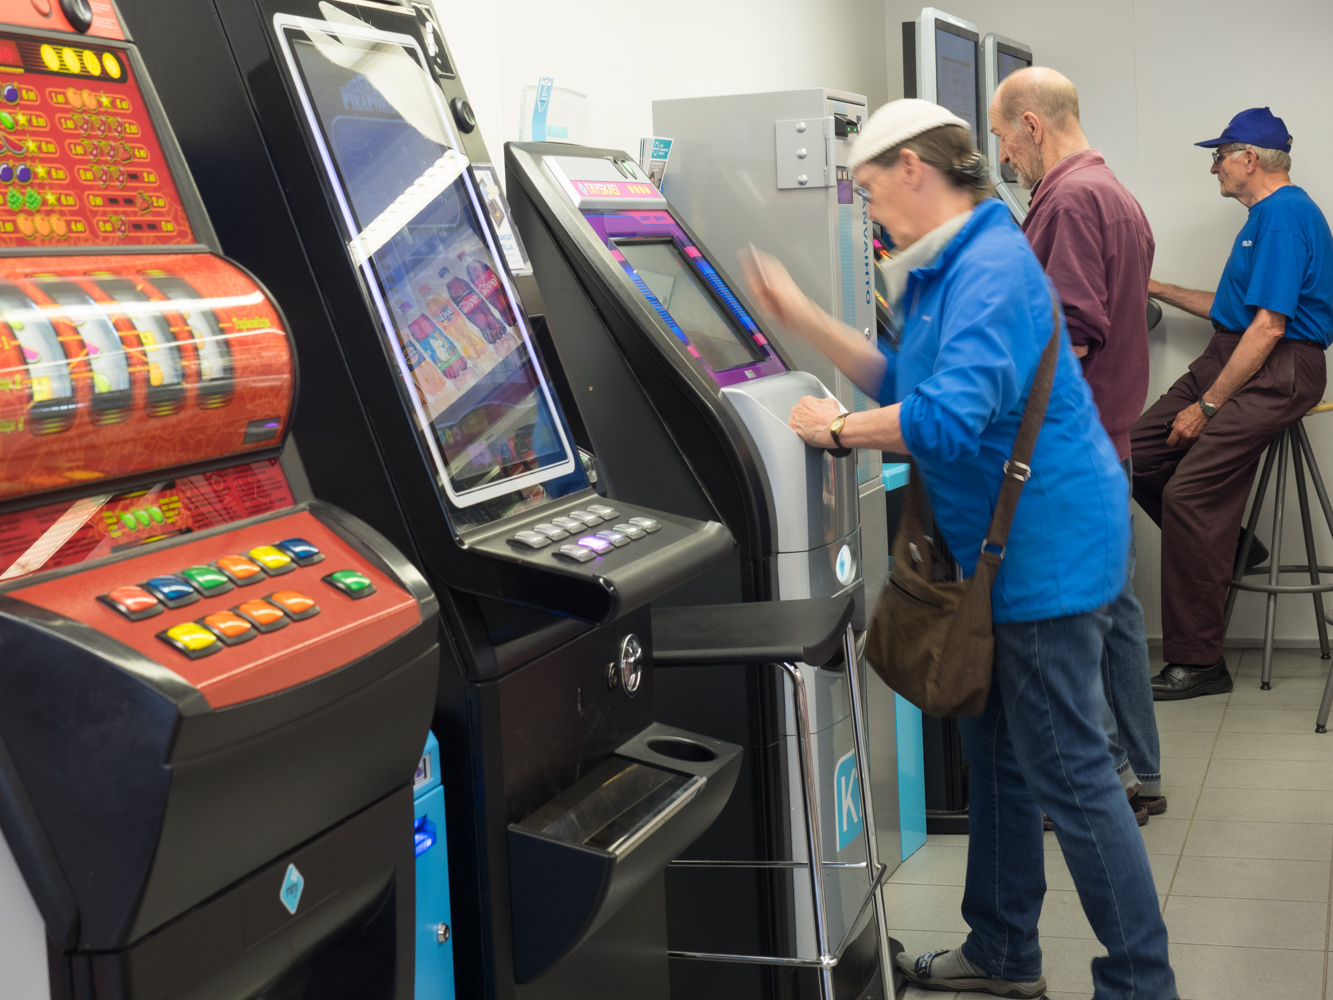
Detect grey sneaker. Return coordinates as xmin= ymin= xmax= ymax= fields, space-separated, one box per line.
xmin=895 ymin=949 xmax=1047 ymax=998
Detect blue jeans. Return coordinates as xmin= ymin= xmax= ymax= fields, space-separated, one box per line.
xmin=1102 ymin=464 xmax=1162 ymax=796
xmin=959 ymin=611 xmax=1176 ymax=1000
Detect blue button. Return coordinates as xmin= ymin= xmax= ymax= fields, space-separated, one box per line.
xmin=276 ymin=537 xmax=324 ymax=565
xmin=143 ymin=575 xmax=200 ymax=608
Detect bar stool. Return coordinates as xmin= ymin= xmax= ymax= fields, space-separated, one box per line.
xmin=652 ymin=597 xmax=902 ymax=1000
xmin=1225 ymin=400 xmax=1333 ymax=732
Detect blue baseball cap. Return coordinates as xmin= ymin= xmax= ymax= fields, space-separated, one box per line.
xmin=1195 ymin=107 xmax=1292 ymax=151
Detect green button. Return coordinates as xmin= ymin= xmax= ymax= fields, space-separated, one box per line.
xmin=120 ymin=512 xmax=138 ymax=532
xmin=330 ymin=570 xmax=372 ymax=592
xmin=181 ymin=565 xmax=230 ymax=592
xmin=150 ymin=506 xmax=164 ymax=523
xmin=135 ymin=509 xmax=150 ymax=527
xmin=0 ymin=112 xmax=14 ymax=131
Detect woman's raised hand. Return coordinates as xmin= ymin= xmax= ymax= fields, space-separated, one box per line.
xmin=739 ymin=247 xmax=821 ymax=339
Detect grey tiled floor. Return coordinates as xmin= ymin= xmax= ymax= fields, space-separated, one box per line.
xmin=885 ymin=647 xmax=1333 ymax=1000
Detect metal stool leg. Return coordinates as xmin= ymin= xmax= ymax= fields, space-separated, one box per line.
xmin=840 ymin=624 xmax=896 ymax=1000
xmin=1261 ymin=437 xmax=1290 ymax=690
xmin=1226 ymin=439 xmax=1279 ymax=628
xmin=777 ymin=660 xmax=835 ymax=1000
xmin=1290 ymin=432 xmax=1331 ymax=659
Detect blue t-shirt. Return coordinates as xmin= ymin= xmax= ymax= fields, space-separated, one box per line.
xmin=1210 ymin=185 xmax=1333 ymax=346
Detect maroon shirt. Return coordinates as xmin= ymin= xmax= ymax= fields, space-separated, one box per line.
xmin=1022 ymin=149 xmax=1155 ymax=460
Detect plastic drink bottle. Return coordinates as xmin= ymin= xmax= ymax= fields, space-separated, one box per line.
xmin=407 ymin=313 xmax=468 ymax=380
xmin=397 ymin=328 xmax=448 ymax=397
xmin=441 ymin=270 xmax=507 ymax=344
xmin=424 ymin=291 xmax=487 ymax=360
xmin=463 ymin=255 xmax=517 ymax=327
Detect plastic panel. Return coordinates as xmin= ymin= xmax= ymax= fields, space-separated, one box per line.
xmin=0 ymin=252 xmax=293 ymax=502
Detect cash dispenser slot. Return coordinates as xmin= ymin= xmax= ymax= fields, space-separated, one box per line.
xmin=507 ymin=722 xmax=741 ymax=983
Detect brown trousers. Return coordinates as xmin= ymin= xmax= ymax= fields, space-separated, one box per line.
xmin=1130 ymin=332 xmax=1327 ymax=664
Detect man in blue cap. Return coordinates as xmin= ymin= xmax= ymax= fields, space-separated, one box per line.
xmin=1132 ymin=107 xmax=1333 ymax=699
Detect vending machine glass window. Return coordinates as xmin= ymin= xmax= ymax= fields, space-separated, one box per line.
xmin=276 ymin=17 xmax=579 ymax=516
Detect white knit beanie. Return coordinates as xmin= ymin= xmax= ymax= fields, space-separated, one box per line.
xmin=849 ymin=98 xmax=971 ymax=172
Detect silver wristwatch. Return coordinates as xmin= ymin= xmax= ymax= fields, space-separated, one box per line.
xmin=1198 ymin=399 xmax=1219 ymax=418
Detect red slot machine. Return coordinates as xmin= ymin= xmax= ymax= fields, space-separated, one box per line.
xmin=0 ymin=4 xmax=438 ymax=999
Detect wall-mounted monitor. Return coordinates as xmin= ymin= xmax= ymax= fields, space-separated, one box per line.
xmin=901 ymin=8 xmax=982 ymax=149
xmin=982 ymin=33 xmax=1035 ymax=221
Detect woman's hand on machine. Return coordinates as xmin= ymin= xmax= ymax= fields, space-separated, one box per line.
xmin=739 ymin=247 xmax=821 ymax=338
xmin=788 ymin=395 xmax=844 ymax=448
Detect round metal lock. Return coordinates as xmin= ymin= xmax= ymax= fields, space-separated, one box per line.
xmin=451 ymin=97 xmax=477 ymax=134
xmin=615 ymin=634 xmax=643 ymax=697
xmin=797 ymin=175 xmax=809 ymax=186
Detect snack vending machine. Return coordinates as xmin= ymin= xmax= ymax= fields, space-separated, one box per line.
xmin=0 ymin=3 xmax=439 ymax=998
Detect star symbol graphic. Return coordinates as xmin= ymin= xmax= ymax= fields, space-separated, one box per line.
xmin=25 ymin=138 xmax=37 ymax=154
xmin=44 ymin=189 xmax=57 ymax=207
xmin=33 ymin=164 xmax=48 ymax=181
xmin=98 ymin=92 xmax=112 ymax=109
xmin=14 ymin=113 xmax=28 ymax=129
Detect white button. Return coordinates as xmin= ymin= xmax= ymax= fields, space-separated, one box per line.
xmin=628 ymin=516 xmax=661 ymax=533
xmin=511 ymin=530 xmax=551 ymax=549
xmin=532 ymin=523 xmax=570 ymax=540
xmin=554 ymin=543 xmax=597 ymax=563
xmin=596 ymin=529 xmax=630 ymax=548
xmin=568 ymin=510 xmax=603 ymax=526
xmin=613 ymin=522 xmax=646 ymax=539
xmin=551 ymin=517 xmax=582 ymax=531
xmin=588 ymin=504 xmax=620 ymax=519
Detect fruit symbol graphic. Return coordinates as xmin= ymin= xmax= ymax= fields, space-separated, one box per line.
xmin=440 ymin=268 xmax=508 ymax=345
xmin=461 ymin=254 xmax=518 ymax=327
xmin=407 ymin=312 xmax=468 ymax=380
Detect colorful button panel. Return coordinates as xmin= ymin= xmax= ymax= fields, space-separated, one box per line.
xmin=323 ymin=570 xmax=376 ymax=600
xmin=541 ymin=509 xmax=664 ymax=563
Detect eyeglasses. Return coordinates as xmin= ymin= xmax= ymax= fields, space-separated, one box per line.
xmin=1211 ymin=146 xmax=1247 ymax=165
xmin=855 ymin=185 xmax=874 ymax=203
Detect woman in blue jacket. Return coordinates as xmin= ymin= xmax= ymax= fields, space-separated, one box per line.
xmin=742 ymin=100 xmax=1176 ymax=1000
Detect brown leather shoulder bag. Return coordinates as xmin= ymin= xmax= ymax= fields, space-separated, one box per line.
xmin=866 ymin=302 xmax=1062 ymax=716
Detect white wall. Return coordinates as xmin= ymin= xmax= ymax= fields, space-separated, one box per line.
xmin=432 ymin=0 xmax=889 ymax=182
xmin=429 ymin=0 xmax=1333 ymax=644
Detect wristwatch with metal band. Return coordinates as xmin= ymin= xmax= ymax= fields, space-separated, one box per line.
xmin=1198 ymin=399 xmax=1219 ymax=418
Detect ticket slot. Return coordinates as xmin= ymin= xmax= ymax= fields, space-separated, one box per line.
xmin=0 ymin=252 xmax=293 ymax=504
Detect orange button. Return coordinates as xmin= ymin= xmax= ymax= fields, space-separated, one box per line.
xmin=268 ymin=590 xmax=319 ymax=620
xmin=217 ymin=554 xmax=264 ymax=582
xmin=237 ymin=599 xmax=285 ymax=627
xmin=202 ymin=611 xmax=252 ymax=639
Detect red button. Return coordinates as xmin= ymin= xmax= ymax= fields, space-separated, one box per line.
xmin=99 ymin=584 xmax=163 ymax=621
xmin=108 ymin=585 xmax=158 ymax=614
xmin=237 ymin=599 xmax=285 ymax=628
xmin=268 ymin=590 xmax=320 ymax=620
xmin=202 ymin=611 xmax=253 ymax=639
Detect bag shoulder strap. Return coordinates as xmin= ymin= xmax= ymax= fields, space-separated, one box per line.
xmin=981 ymin=298 xmax=1063 ymax=557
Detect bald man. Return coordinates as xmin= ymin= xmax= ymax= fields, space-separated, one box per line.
xmin=989 ymin=68 xmax=1165 ymax=823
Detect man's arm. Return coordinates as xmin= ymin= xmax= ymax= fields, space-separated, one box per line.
xmin=1148 ymin=278 xmax=1215 ymax=320
xmin=1166 ymin=307 xmax=1286 ymax=446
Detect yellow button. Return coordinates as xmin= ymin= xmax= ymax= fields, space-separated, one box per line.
xmin=166 ymin=623 xmax=216 ymax=651
xmin=248 ymin=545 xmax=293 ymax=571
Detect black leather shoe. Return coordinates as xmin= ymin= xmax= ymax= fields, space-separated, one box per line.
xmin=1238 ymin=537 xmax=1268 ymax=572
xmin=1152 ymin=657 xmax=1232 ymax=701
